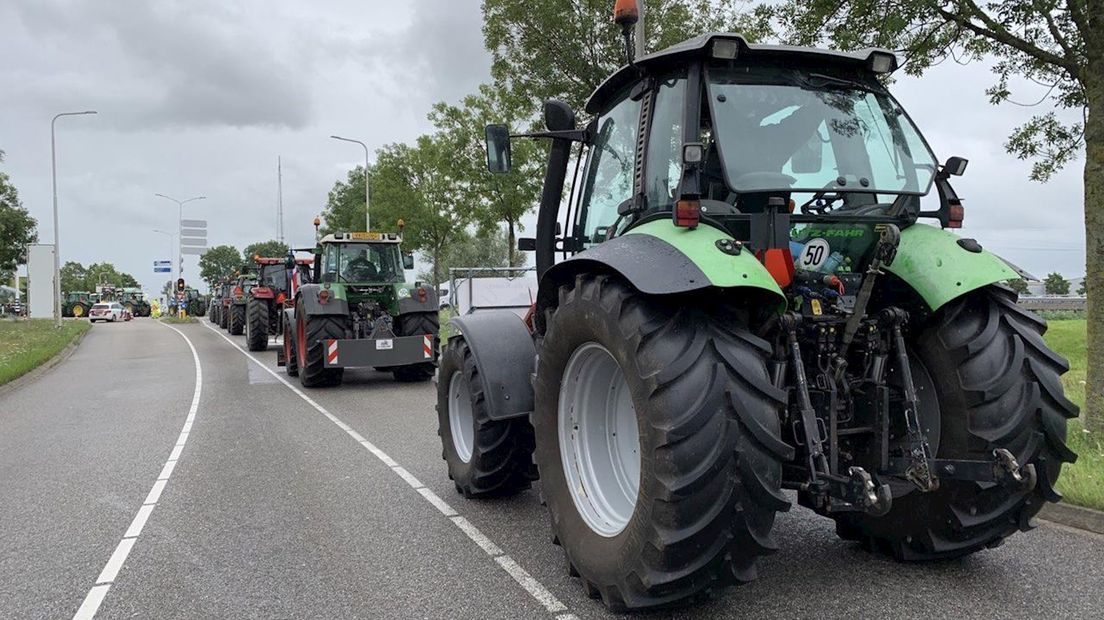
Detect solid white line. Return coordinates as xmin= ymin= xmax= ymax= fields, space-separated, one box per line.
xmin=95 ymin=538 xmax=137 ymax=585
xmin=73 ymin=322 xmax=203 ymax=620
xmin=346 ymin=429 xmax=366 ymax=443
xmin=449 ymin=516 xmax=504 ymax=556
xmin=123 ymin=504 xmax=155 ymax=538
xmin=72 ymin=585 xmax=110 ymax=620
xmin=144 ymin=480 xmax=167 ymax=505
xmin=391 ymin=465 xmax=424 ymax=489
xmin=495 ymin=555 xmax=568 ymax=613
xmin=417 ymin=487 xmax=458 ymax=517
xmin=201 ymin=322 xmax=575 ymax=618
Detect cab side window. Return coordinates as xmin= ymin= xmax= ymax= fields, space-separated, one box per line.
xmin=644 ymin=76 xmax=687 ymax=212
xmin=575 ymin=93 xmax=641 ymax=247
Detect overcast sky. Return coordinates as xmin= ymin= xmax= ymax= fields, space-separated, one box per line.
xmin=0 ymin=0 xmax=1086 ymax=297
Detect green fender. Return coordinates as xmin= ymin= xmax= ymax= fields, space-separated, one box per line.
xmin=884 ymin=223 xmax=1019 ymax=311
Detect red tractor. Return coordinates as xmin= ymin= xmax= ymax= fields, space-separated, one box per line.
xmin=246 ymin=254 xmax=313 ymax=351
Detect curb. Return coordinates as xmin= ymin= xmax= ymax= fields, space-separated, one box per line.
xmin=0 ymin=326 xmax=90 ymax=399
xmin=1039 ymin=501 xmax=1104 ymax=536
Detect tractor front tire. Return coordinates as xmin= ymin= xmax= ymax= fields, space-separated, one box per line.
xmin=534 ymin=274 xmax=790 ymax=611
xmin=283 ymin=314 xmax=299 ymax=377
xmin=229 ymin=304 xmax=245 ymax=335
xmin=72 ymin=303 xmax=89 ymax=319
xmin=246 ymin=299 xmax=269 ymax=351
xmin=436 ymin=337 xmax=536 ymax=498
xmin=831 ymin=286 xmax=1078 ymax=560
xmin=219 ymin=305 xmax=229 ymax=330
xmin=298 ymin=310 xmax=345 ymax=388
xmin=392 ymin=312 xmax=439 ymax=382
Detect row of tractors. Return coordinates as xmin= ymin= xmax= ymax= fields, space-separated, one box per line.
xmin=210 ymin=229 xmax=440 ymax=388
xmin=62 ymin=286 xmax=152 ymax=318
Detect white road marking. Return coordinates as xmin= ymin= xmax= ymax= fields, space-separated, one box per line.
xmin=202 ymin=323 xmax=575 ymax=618
xmin=72 ymin=322 xmax=203 ymax=620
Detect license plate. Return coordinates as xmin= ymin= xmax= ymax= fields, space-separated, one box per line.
xmin=375 ymin=339 xmax=393 ymax=350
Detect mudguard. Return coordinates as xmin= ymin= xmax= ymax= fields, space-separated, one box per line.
xmin=397 ymin=283 xmax=438 ymax=315
xmin=450 ymin=311 xmax=535 ymax=421
xmin=297 ymin=284 xmax=351 ymax=317
xmin=540 ymin=219 xmax=785 ymax=307
xmin=885 ymin=223 xmax=1019 ymax=312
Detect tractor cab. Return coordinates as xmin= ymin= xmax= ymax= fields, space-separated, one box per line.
xmin=311 ymin=232 xmax=418 ymax=334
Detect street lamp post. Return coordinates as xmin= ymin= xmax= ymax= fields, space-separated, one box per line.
xmin=330 ymin=135 xmax=370 ymax=232
xmin=50 ymin=110 xmax=97 ymax=328
xmin=154 ymin=193 xmax=206 ymax=288
xmin=153 ymin=229 xmax=175 ymax=305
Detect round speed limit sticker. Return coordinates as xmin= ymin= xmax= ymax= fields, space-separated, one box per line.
xmin=798 ymin=238 xmax=831 ymax=270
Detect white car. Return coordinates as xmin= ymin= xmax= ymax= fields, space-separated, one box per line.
xmin=89 ymin=302 xmax=126 ymax=322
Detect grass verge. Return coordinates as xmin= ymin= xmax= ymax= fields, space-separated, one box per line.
xmin=0 ymin=319 xmax=91 ymax=386
xmin=160 ymin=316 xmax=198 ymax=324
xmin=1044 ymin=319 xmax=1104 ymax=512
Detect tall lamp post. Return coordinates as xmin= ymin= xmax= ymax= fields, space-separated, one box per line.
xmin=153 ymin=229 xmax=175 ymax=303
xmin=330 ymin=135 xmax=370 ymax=232
xmin=51 ymin=110 xmax=97 ymax=328
xmin=154 ymin=193 xmax=205 ymax=286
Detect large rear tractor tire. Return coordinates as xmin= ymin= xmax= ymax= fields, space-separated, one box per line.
xmin=831 ymin=286 xmax=1078 ymax=560
xmin=283 ymin=314 xmax=299 ymax=377
xmin=229 ymin=304 xmax=245 ymax=336
xmin=219 ymin=304 xmax=229 ymax=330
xmin=297 ymin=308 xmax=345 ymax=388
xmin=534 ymin=274 xmax=790 ymax=611
xmin=72 ymin=303 xmax=89 ymax=319
xmin=392 ymin=312 xmax=439 ymax=382
xmin=436 ymin=337 xmax=536 ymax=497
xmin=209 ymin=305 xmax=219 ymax=324
xmin=246 ymin=298 xmax=269 ymax=351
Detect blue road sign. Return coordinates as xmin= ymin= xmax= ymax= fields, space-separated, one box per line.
xmin=154 ymin=260 xmax=171 ymax=266
xmin=154 ymin=267 xmax=171 ymax=273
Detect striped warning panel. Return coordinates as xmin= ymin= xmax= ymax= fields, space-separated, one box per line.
xmin=327 ymin=339 xmax=338 ymax=365
xmin=423 ymin=335 xmax=433 ymax=359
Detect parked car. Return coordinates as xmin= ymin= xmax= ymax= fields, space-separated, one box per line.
xmin=89 ymin=302 xmax=126 ymax=323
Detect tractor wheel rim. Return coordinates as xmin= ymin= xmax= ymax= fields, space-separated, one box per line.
xmin=73 ymin=306 xmax=83 ymax=317
xmin=558 ymin=342 xmax=640 ymax=537
xmin=448 ymin=370 xmax=475 ymax=463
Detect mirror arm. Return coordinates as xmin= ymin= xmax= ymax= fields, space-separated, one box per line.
xmin=511 ymin=129 xmax=591 ymax=144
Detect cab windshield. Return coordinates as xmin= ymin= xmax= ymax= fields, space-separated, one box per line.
xmin=707 ymin=67 xmax=937 ymax=197
xmin=324 ymin=243 xmax=403 ymax=283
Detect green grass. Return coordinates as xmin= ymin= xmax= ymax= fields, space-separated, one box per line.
xmin=160 ymin=316 xmax=198 ymax=324
xmin=0 ymin=319 xmax=91 ymax=386
xmin=440 ymin=309 xmax=455 ymax=341
xmin=1044 ymin=319 xmax=1104 ymax=511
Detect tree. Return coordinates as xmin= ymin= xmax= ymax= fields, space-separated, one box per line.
xmin=1078 ymin=280 xmax=1088 ymax=296
xmin=483 ymin=0 xmax=772 ymax=112
xmin=417 ymin=226 xmax=523 ymax=283
xmin=1045 ymin=272 xmax=1072 ymax=295
xmin=199 ymin=245 xmax=242 ymax=286
xmin=84 ymin=263 xmax=139 ymax=289
xmin=371 ymin=137 xmax=473 ymax=289
xmin=0 ymin=149 xmax=38 ymax=283
xmin=60 ymin=261 xmax=88 ymax=292
xmin=1006 ymin=278 xmax=1031 ymax=295
xmin=320 ymin=166 xmax=369 ymax=235
xmin=763 ymin=0 xmax=1104 ymax=442
xmin=430 ymin=85 xmax=545 ymax=267
xmin=242 ymin=240 xmax=289 ymax=261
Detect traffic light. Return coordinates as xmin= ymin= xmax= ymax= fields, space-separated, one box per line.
xmin=176 ymin=278 xmax=185 ymax=292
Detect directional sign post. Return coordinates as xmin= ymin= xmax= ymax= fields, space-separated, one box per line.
xmin=154 ymin=260 xmax=172 ymax=274
xmin=180 ymin=219 xmax=208 ymax=257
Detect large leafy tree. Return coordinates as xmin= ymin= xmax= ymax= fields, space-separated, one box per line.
xmin=0 ymin=149 xmax=38 ymax=283
xmin=429 ymin=84 xmax=544 ymax=266
xmin=764 ymin=0 xmax=1104 ymax=426
xmin=62 ymin=262 xmax=140 ymax=291
xmin=242 ymin=240 xmax=289 ymax=261
xmin=417 ymin=226 xmax=522 ymax=283
xmin=483 ymin=0 xmax=772 ymax=112
xmin=60 ymin=261 xmax=88 ymax=292
xmin=198 ymin=245 xmax=242 ymax=285
xmin=371 ymin=137 xmax=474 ymax=289
xmin=320 ymin=166 xmax=369 ymax=235
xmin=1045 ymin=272 xmax=1072 ymax=295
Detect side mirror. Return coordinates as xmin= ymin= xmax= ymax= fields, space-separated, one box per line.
xmin=402 ymin=251 xmax=415 ymax=270
xmin=485 ymin=124 xmax=512 ymax=174
xmin=944 ymin=156 xmax=968 ymax=176
xmin=544 ymin=99 xmax=576 ymax=132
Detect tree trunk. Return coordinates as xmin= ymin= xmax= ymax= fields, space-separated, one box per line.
xmin=507 ymin=218 xmax=517 ymax=268
xmin=1083 ymin=60 xmax=1104 ymax=433
xmin=432 ymin=248 xmax=442 ymax=294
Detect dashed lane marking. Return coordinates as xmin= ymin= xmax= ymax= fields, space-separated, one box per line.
xmin=202 ymin=322 xmax=576 ymax=619
xmin=72 ymin=322 xmax=202 ymax=620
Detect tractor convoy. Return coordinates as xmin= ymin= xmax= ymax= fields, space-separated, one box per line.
xmin=85 ymin=7 xmax=1080 ymax=614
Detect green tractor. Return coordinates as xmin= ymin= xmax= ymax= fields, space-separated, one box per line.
xmin=278 ymin=231 xmax=439 ymax=387
xmin=120 ymin=287 xmax=152 ymax=317
xmin=183 ymin=287 xmax=207 ymax=317
xmin=436 ymin=26 xmax=1078 ymax=611
xmin=224 ymin=272 xmax=255 ymax=335
xmin=62 ymin=291 xmax=95 ymax=318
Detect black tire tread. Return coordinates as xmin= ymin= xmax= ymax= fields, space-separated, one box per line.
xmin=246 ymin=298 xmax=269 ymax=351
xmin=229 ymin=304 xmax=245 ymax=335
xmin=392 ymin=312 xmax=439 ymax=382
xmin=299 ymin=314 xmax=345 ymax=388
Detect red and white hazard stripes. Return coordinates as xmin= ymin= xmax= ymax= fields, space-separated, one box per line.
xmin=289 ymin=267 xmax=301 ymax=297
xmin=422 ymin=335 xmax=433 ymax=359
xmin=326 ymin=339 xmax=339 ymax=365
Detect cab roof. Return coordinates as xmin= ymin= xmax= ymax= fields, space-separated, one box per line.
xmin=320 ymin=232 xmax=402 ymax=244
xmin=586 ymin=33 xmax=898 ymax=113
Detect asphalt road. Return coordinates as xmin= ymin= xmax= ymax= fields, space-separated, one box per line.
xmin=2 ymin=317 xmax=1102 ymax=619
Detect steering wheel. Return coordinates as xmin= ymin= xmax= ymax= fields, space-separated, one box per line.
xmin=799 ymin=175 xmax=864 ymax=214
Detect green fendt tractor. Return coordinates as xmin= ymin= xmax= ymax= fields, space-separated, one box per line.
xmin=62 ymin=292 xmax=94 ymax=318
xmin=224 ymin=272 xmax=254 ymax=335
xmin=278 ymin=230 xmax=439 ymax=387
xmin=120 ymin=287 xmax=152 ymax=317
xmin=183 ymin=287 xmax=207 ymax=317
xmin=436 ymin=24 xmax=1078 ymax=611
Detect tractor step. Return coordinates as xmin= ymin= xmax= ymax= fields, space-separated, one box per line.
xmin=322 ymin=334 xmax=434 ymax=369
